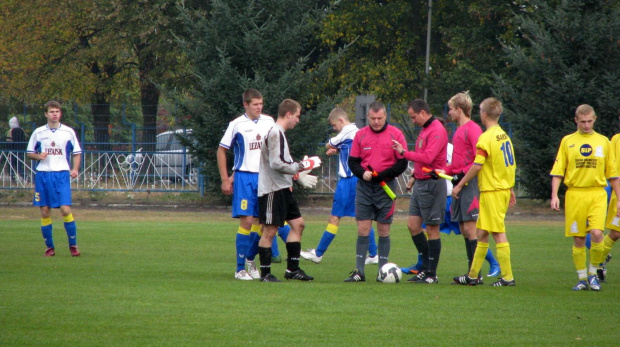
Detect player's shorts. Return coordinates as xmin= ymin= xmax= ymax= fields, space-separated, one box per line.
xmin=565 ymin=187 xmax=607 ymax=237
xmin=355 ymin=179 xmax=396 ymax=224
xmin=232 ymin=171 xmax=259 ymax=218
xmin=409 ymin=179 xmax=446 ymax=226
xmin=451 ymin=176 xmax=479 ymax=222
xmin=440 ymin=196 xmax=461 ymax=235
xmin=477 ymin=189 xmax=510 ymax=233
xmin=33 ymin=171 xmax=72 ymax=208
xmin=606 ymin=191 xmax=620 ymax=232
xmin=331 ymin=176 xmax=357 ymax=217
xmin=258 ymin=188 xmax=302 ymax=227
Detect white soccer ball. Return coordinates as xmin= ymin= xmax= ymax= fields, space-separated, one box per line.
xmin=379 ymin=263 xmax=402 ymax=283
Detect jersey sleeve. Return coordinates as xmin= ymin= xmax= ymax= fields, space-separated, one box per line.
xmin=70 ymin=128 xmax=82 ymax=154
xmin=219 ymin=121 xmax=236 ymax=149
xmin=26 ymin=130 xmax=38 ymax=153
xmin=605 ymin=137 xmax=618 ymax=179
xmin=267 ymin=128 xmax=299 ymax=175
xmin=473 ymin=133 xmax=489 ymax=166
xmin=550 ymin=137 xmax=567 ymax=177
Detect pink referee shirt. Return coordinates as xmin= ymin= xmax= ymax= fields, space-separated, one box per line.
xmin=403 ymin=118 xmax=448 ymax=180
xmin=446 ymin=120 xmax=482 ymax=175
xmin=350 ymin=125 xmax=407 ymax=174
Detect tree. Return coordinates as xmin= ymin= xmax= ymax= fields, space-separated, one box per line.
xmin=174 ymin=0 xmax=342 ymax=193
xmin=495 ymin=0 xmax=620 ymax=199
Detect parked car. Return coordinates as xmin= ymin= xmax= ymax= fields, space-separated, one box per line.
xmin=154 ymin=129 xmax=198 ymax=184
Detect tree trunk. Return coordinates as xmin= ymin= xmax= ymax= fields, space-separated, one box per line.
xmin=91 ymin=91 xmax=111 ymax=151
xmin=139 ymin=51 xmax=160 ymax=153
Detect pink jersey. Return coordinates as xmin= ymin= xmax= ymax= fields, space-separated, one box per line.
xmin=350 ymin=124 xmax=407 ymax=173
xmin=403 ymin=118 xmax=448 ymax=180
xmin=446 ymin=120 xmax=482 ymax=175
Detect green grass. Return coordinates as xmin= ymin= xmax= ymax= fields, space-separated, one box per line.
xmin=1 ymin=208 xmax=619 ymax=346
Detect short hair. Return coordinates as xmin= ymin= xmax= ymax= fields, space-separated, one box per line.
xmin=575 ymin=104 xmax=596 ymax=118
xmin=328 ymin=108 xmax=348 ymax=123
xmin=407 ymin=99 xmax=431 ymax=114
xmin=368 ymin=101 xmax=386 ymax=114
xmin=448 ymin=91 xmax=473 ymax=117
xmin=278 ymin=99 xmax=301 ymax=118
xmin=243 ymin=89 xmax=263 ymax=104
xmin=480 ymin=97 xmax=503 ymax=119
xmin=44 ymin=100 xmax=62 ymax=112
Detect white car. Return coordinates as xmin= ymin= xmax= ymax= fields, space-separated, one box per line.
xmin=154 ymin=129 xmax=198 ymax=184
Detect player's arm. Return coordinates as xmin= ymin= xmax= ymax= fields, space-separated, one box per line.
xmin=348 ymin=156 xmax=368 ymax=180
xmin=550 ymin=176 xmax=563 ymax=211
xmin=216 ymin=146 xmax=233 ymax=195
xmin=452 ymin=163 xmax=481 ymax=199
xmin=70 ymin=153 xmax=81 ymax=179
xmin=267 ymin=130 xmax=300 ymax=174
xmin=27 ymin=152 xmax=47 ymax=161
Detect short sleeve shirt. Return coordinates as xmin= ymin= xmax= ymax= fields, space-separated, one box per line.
xmin=474 ymin=125 xmax=516 ymax=191
xmin=550 ymin=131 xmax=617 ymax=188
xmin=329 ymin=123 xmax=358 ymax=178
xmin=219 ymin=114 xmax=275 ymax=173
xmin=27 ymin=124 xmax=82 ymax=172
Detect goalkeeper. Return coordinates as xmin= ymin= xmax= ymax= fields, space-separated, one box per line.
xmin=301 ymin=108 xmax=379 ymax=265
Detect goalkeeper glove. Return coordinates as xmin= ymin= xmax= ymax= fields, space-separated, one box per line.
xmin=300 ymin=155 xmax=321 ymax=171
xmin=294 ymin=170 xmax=318 ymax=188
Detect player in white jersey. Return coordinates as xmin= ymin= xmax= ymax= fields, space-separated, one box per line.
xmin=26 ymin=100 xmax=82 ymax=257
xmin=217 ymin=89 xmax=290 ymax=280
xmin=301 ymin=108 xmax=379 ymax=264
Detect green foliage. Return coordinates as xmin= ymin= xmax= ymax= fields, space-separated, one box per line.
xmin=495 ymin=0 xmax=620 ymax=199
xmin=174 ymin=0 xmax=341 ymax=193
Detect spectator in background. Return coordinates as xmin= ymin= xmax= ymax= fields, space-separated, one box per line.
xmin=6 ymin=116 xmax=27 ymax=182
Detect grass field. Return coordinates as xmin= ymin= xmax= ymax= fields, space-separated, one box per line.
xmin=2 ymin=207 xmax=619 ymax=346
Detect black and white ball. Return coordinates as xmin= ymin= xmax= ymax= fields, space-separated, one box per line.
xmin=379 ymin=263 xmax=402 ymax=283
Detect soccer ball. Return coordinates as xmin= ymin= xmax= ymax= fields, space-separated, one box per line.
xmin=379 ymin=263 xmax=402 ymax=283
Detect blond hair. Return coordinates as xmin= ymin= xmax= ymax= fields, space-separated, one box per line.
xmin=575 ymin=104 xmax=596 ymax=117
xmin=328 ymin=108 xmax=348 ymax=123
xmin=448 ymin=91 xmax=473 ymax=117
xmin=480 ymin=97 xmax=503 ymax=119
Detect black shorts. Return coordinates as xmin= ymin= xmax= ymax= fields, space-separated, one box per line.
xmin=259 ymin=188 xmax=302 ymax=227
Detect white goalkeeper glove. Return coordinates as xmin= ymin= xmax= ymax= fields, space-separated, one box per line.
xmin=295 ymin=170 xmax=318 ymax=189
xmin=301 ymin=155 xmax=321 ymax=171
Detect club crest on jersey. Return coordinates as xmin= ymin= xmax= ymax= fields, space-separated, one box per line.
xmin=51 ymin=141 xmax=55 ymax=147
xmin=256 ymin=134 xmax=261 ymax=141
xmin=579 ymin=144 xmax=593 ymax=157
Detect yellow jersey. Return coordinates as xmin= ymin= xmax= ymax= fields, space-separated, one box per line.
xmin=474 ymin=125 xmax=516 ymax=191
xmin=550 ymin=130 xmax=617 ymax=188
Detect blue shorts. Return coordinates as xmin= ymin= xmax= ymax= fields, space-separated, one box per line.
xmin=33 ymin=171 xmax=72 ymax=208
xmin=439 ymin=196 xmax=461 ymax=235
xmin=232 ymin=171 xmax=259 ymax=218
xmin=331 ymin=176 xmax=357 ymax=218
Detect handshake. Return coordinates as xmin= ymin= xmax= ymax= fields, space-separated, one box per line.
xmin=294 ymin=155 xmax=322 ymax=189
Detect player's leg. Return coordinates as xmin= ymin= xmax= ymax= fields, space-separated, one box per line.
xmin=40 ymin=206 xmax=54 ymax=256
xmin=234 ymin=216 xmax=254 ymax=280
xmin=258 ymin=224 xmax=279 ymax=281
xmin=34 ymin=172 xmax=54 ymax=256
xmin=585 ymin=189 xmax=607 ymax=290
xmin=366 ymin=225 xmax=379 ymax=264
xmin=59 ymin=205 xmax=80 ymax=256
xmin=344 ymin=219 xmax=372 ymax=282
xmin=572 ymin=236 xmax=589 ymax=290
xmin=412 ymin=180 xmax=445 ymax=283
xmin=311 ymin=215 xmax=341 ymax=259
xmin=462 ymin=228 xmax=489 ymax=283
xmin=282 ymin=190 xmax=313 ymax=281
xmin=491 ymin=232 xmax=515 ymax=286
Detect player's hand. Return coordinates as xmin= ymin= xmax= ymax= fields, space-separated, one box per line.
xmin=296 ymin=170 xmax=318 ymax=189
xmin=70 ymin=170 xmax=78 ymax=179
xmin=326 ymin=148 xmax=338 ymax=156
xmin=301 ymin=155 xmax=321 ymax=171
xmin=406 ymin=176 xmax=415 ymax=191
xmin=39 ymin=152 xmax=48 ymax=160
xmin=391 ymin=140 xmax=404 ymax=154
xmin=451 ymin=172 xmax=465 ymax=186
xmin=509 ymin=189 xmax=516 ymax=208
xmin=426 ymin=170 xmax=439 ymax=180
xmin=452 ymin=184 xmax=462 ymax=199
xmin=221 ymin=178 xmax=233 ymax=195
xmin=363 ymin=170 xmax=373 ymax=181
xmin=550 ymin=196 xmax=560 ymax=211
